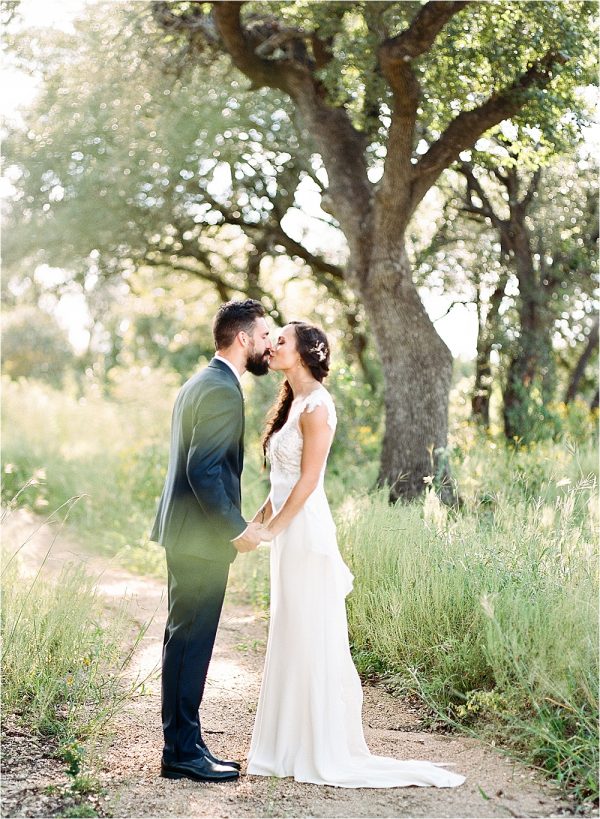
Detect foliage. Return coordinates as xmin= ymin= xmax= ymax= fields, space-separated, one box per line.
xmin=235 ymin=413 xmax=599 ymax=802
xmin=2 ymin=5 xmax=323 ymax=297
xmin=416 ymin=150 xmax=598 ymax=437
xmin=502 ymin=380 xmax=561 ymax=446
xmin=248 ymin=0 xmax=595 ymax=154
xmin=1 ymin=372 xmax=174 ymax=572
xmin=4 ymin=1 xmax=597 ymax=491
xmin=1 ymin=305 xmax=78 ymax=386
xmin=2 ymin=368 xmax=598 ymax=802
xmin=3 ymin=2 xmax=367 ymax=379
xmin=0 ymin=356 xmax=381 ymax=571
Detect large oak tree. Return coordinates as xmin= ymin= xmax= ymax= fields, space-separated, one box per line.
xmin=150 ymin=0 xmax=594 ymax=498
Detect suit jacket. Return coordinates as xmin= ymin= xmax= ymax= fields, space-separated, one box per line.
xmin=150 ymin=358 xmax=246 ymax=563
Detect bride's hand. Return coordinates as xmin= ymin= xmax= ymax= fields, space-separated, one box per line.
xmin=258 ymin=524 xmax=275 ymax=542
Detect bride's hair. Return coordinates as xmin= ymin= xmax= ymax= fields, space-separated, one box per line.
xmin=262 ymin=322 xmax=330 ymax=458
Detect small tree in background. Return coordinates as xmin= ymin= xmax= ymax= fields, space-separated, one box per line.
xmin=1 ymin=306 xmax=77 ymax=386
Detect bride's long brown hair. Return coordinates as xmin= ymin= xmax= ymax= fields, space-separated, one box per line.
xmin=262 ymin=322 xmax=331 ymax=459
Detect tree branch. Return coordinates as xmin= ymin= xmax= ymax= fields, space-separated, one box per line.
xmin=564 ymin=313 xmax=599 ymax=403
xmin=211 ymin=1 xmax=300 ymax=91
xmin=458 ymin=161 xmax=505 ymax=232
xmin=412 ymin=49 xmax=569 ymax=208
xmin=520 ymin=167 xmax=541 ymax=209
xmin=309 ymin=31 xmax=334 ymax=71
xmin=381 ymin=1 xmax=472 ymax=63
xmin=268 ymin=225 xmax=344 ymax=281
xmin=205 ymin=3 xmax=372 ymax=256
xmin=152 ymin=1 xmax=219 ymax=40
xmin=193 ymin=179 xmax=345 ymax=283
xmin=490 ymin=165 xmax=511 ymax=188
xmin=376 ymin=1 xmax=472 ymax=230
xmin=143 ymin=254 xmax=236 ymax=295
xmin=431 ymin=299 xmax=472 ymax=323
xmin=142 ymin=252 xmax=285 ymax=318
xmin=460 ymin=203 xmax=496 ymax=221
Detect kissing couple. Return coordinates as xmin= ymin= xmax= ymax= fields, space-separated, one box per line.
xmin=151 ymin=299 xmax=465 ymax=789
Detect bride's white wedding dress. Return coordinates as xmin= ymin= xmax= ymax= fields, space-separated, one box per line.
xmin=247 ymin=386 xmax=465 ymax=788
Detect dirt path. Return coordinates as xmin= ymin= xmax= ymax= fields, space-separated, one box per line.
xmin=3 ymin=510 xmax=576 ymax=818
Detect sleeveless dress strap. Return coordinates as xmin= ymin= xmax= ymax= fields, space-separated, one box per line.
xmin=298 ymin=388 xmax=337 ymax=431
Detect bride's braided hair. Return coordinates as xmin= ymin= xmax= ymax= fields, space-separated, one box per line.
xmin=262 ymin=322 xmax=330 ymax=458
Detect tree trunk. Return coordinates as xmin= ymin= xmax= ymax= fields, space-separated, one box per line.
xmin=502 ymin=229 xmax=554 ymax=442
xmin=471 ymin=274 xmax=509 ymax=428
xmin=503 ymin=319 xmax=555 ymax=442
xmin=152 ymin=0 xmax=582 ymax=501
xmin=472 ymin=346 xmax=492 ymax=428
xmin=359 ymin=246 xmax=454 ymax=502
xmin=564 ymin=314 xmax=599 ymax=403
xmin=344 ymin=307 xmax=379 ymax=392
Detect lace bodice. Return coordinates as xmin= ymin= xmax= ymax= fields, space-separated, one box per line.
xmin=268 ymin=386 xmax=336 ymax=482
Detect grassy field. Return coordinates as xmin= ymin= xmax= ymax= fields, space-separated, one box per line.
xmin=340 ymin=483 xmax=598 ymax=802
xmin=1 ymin=540 xmax=147 ymax=805
xmin=2 ymin=373 xmax=598 ymax=804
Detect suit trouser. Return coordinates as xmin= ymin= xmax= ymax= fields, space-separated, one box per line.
xmin=161 ymin=550 xmax=230 ymax=763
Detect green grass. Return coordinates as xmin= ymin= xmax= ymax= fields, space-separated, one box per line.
xmin=338 ymin=476 xmax=598 ymax=804
xmin=1 ymin=546 xmax=146 ymax=746
xmin=1 ymin=510 xmax=151 ymax=809
xmin=1 ymin=373 xmax=172 ymax=573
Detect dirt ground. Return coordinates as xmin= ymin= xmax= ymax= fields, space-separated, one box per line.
xmin=2 ymin=510 xmax=586 ymax=818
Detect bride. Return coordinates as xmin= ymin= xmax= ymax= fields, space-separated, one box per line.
xmin=246 ymin=321 xmax=465 ymax=789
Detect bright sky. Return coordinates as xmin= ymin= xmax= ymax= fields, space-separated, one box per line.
xmin=5 ymin=0 xmax=595 ymax=360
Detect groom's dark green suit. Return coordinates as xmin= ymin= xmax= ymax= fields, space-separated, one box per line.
xmin=151 ymin=357 xmax=247 ymax=560
xmin=151 ymin=357 xmax=247 ymax=764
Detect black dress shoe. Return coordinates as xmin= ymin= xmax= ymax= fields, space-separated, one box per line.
xmin=160 ymin=756 xmax=239 ymax=783
xmin=198 ymin=744 xmax=241 ymax=772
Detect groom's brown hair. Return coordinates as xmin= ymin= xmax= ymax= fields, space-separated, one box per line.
xmin=213 ymin=299 xmax=266 ymax=350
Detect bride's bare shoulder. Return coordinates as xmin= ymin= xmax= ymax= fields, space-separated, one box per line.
xmin=301 ymin=386 xmax=336 ymax=430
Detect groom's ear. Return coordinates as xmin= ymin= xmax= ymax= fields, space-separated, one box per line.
xmin=237 ymin=330 xmax=250 ymax=348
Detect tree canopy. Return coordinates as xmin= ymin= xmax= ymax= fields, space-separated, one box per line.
xmin=4 ymin=0 xmax=597 ymax=496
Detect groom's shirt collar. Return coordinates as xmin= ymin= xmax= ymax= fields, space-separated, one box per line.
xmin=214 ymin=354 xmax=242 ymax=384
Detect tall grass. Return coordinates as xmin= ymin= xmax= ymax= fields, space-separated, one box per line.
xmin=1 ymin=373 xmax=174 ymax=573
xmin=1 ymin=537 xmax=149 ymax=787
xmin=338 ymin=473 xmax=598 ymax=803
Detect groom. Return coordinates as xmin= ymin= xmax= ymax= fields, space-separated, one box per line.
xmin=151 ymin=299 xmax=272 ymax=783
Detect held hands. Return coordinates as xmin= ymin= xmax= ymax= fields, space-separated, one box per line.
xmin=232 ymin=521 xmax=273 ymax=553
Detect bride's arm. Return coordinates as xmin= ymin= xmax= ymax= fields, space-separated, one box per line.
xmin=264 ymin=404 xmax=333 ymax=538
xmin=251 ymin=497 xmax=273 ymax=525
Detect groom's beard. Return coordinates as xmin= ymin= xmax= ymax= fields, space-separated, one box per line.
xmin=246 ymin=348 xmax=270 ymax=376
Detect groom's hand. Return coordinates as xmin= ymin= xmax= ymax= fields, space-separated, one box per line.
xmin=232 ymin=521 xmax=266 ymax=552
